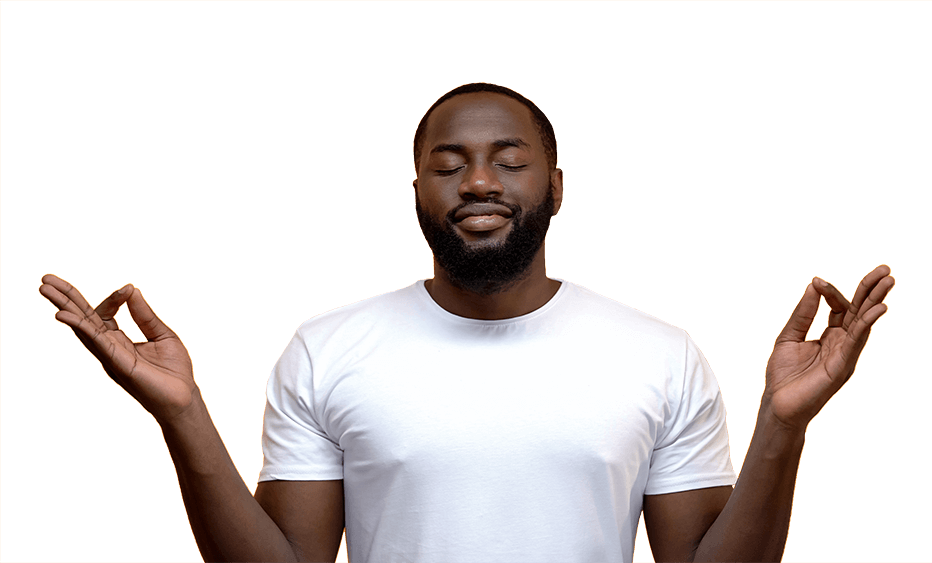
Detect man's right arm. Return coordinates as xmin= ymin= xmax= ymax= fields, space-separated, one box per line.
xmin=161 ymin=391 xmax=299 ymax=561
xmin=39 ymin=274 xmax=343 ymax=562
xmin=162 ymin=392 xmax=344 ymax=562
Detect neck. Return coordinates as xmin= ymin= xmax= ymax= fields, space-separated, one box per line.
xmin=424 ymin=244 xmax=561 ymax=320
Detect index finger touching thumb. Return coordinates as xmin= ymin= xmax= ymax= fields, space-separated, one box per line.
xmin=95 ymin=284 xmax=135 ymax=321
xmin=127 ymin=288 xmax=176 ymax=342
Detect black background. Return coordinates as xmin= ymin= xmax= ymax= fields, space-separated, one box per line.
xmin=3 ymin=6 xmax=929 ymax=561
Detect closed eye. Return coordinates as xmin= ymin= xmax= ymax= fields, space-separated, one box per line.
xmin=434 ymin=167 xmax=464 ymax=176
xmin=434 ymin=164 xmax=527 ymax=176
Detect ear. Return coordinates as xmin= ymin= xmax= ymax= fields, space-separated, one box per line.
xmin=550 ymin=168 xmax=564 ymax=216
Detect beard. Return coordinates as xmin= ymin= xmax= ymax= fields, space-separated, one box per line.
xmin=416 ymin=187 xmax=555 ymax=296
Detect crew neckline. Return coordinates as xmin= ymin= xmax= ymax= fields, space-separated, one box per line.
xmin=414 ymin=279 xmax=569 ymax=326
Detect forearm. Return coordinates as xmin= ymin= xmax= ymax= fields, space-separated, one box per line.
xmin=160 ymin=389 xmax=297 ymax=562
xmin=693 ymin=399 xmax=805 ymax=562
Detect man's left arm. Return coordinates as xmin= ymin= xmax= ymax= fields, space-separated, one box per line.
xmin=645 ymin=265 xmax=894 ymax=562
xmin=693 ymin=409 xmax=805 ymax=562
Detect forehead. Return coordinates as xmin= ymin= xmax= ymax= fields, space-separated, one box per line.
xmin=422 ymin=92 xmax=540 ymax=151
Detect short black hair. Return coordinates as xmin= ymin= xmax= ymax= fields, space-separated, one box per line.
xmin=413 ymin=83 xmax=557 ymax=172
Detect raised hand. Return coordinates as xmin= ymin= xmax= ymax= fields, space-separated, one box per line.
xmin=39 ymin=274 xmax=197 ymax=424
xmin=763 ymin=265 xmax=895 ymax=432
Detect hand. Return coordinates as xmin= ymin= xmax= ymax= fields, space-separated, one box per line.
xmin=39 ymin=274 xmax=197 ymax=424
xmin=763 ymin=265 xmax=894 ymax=433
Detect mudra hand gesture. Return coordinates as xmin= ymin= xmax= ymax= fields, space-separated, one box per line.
xmin=39 ymin=274 xmax=197 ymax=424
xmin=764 ymin=265 xmax=894 ymax=432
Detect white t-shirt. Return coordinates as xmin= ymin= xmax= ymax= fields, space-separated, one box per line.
xmin=259 ymin=280 xmax=736 ymax=563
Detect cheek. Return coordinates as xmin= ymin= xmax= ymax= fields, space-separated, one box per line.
xmin=416 ymin=180 xmax=457 ymax=208
xmin=415 ymin=186 xmax=453 ymax=222
xmin=512 ymin=172 xmax=554 ymax=203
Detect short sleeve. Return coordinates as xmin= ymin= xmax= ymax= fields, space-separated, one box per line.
xmin=644 ymin=333 xmax=736 ymax=495
xmin=258 ymin=332 xmax=344 ymax=482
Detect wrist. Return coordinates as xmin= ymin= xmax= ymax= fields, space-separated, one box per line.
xmin=753 ymin=397 xmax=807 ymax=458
xmin=158 ymin=386 xmax=208 ymax=435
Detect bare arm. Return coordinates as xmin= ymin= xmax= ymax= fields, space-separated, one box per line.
xmin=644 ymin=414 xmax=801 ymax=563
xmin=39 ymin=275 xmax=342 ymax=562
xmin=686 ymin=406 xmax=804 ymax=562
xmin=645 ymin=266 xmax=893 ymax=562
xmin=161 ymin=393 xmax=304 ymax=561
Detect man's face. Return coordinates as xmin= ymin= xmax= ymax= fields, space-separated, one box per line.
xmin=414 ymin=92 xmax=563 ymax=295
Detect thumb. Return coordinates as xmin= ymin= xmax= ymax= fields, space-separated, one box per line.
xmin=126 ymin=288 xmax=176 ymax=342
xmin=776 ymin=283 xmax=820 ymax=344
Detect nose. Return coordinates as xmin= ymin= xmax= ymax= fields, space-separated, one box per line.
xmin=458 ymin=162 xmax=503 ymax=200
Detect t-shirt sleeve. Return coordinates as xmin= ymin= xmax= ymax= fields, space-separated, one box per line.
xmin=644 ymin=332 xmax=737 ymax=495
xmin=258 ymin=331 xmax=344 ymax=482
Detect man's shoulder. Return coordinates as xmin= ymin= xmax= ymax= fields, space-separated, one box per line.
xmin=561 ymin=281 xmax=687 ymax=344
xmin=293 ymin=281 xmax=424 ymax=338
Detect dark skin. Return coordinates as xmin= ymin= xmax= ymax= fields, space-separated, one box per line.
xmin=415 ymin=94 xmax=896 ymax=560
xmin=40 ymin=92 xmax=893 ymax=562
xmin=413 ymin=92 xmax=564 ymax=320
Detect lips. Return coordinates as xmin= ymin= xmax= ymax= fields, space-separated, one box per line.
xmin=459 ymin=215 xmax=511 ymax=231
xmin=453 ymin=203 xmax=514 ymax=223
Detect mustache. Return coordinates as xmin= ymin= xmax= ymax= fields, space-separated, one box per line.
xmin=446 ymin=199 xmax=521 ymax=224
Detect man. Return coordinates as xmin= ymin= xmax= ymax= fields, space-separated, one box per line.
xmin=40 ymin=83 xmax=894 ymax=562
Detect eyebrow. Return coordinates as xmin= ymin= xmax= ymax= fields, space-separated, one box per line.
xmin=428 ymin=137 xmax=531 ymax=157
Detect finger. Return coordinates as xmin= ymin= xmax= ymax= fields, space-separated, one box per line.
xmin=813 ymin=277 xmax=850 ymax=328
xmin=54 ymin=309 xmax=115 ymax=359
xmin=776 ymin=283 xmax=820 ymax=344
xmin=840 ymin=275 xmax=894 ymax=354
xmin=844 ymin=264 xmax=892 ymax=330
xmin=55 ymin=304 xmax=136 ymax=385
xmin=95 ymin=284 xmax=134 ymax=331
xmin=851 ymin=276 xmax=896 ymax=329
xmin=39 ymin=283 xmax=87 ymax=319
xmin=44 ymin=284 xmax=125 ymax=367
xmin=126 ymin=288 xmax=176 ymax=342
xmin=40 ymin=277 xmax=80 ymax=314
xmin=40 ymin=274 xmax=106 ymax=331
xmin=842 ymin=302 xmax=889 ymax=365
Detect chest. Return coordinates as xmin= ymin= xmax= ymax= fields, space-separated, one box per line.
xmin=318 ymin=334 xmax=676 ymax=483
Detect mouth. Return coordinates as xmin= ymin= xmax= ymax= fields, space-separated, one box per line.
xmin=453 ymin=202 xmax=514 ymax=222
xmin=457 ymin=214 xmax=511 ymax=232
xmin=452 ymin=203 xmax=515 ymax=233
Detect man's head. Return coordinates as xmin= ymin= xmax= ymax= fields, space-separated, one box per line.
xmin=413 ymin=84 xmax=563 ymax=296
xmin=414 ymin=83 xmax=557 ymax=173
